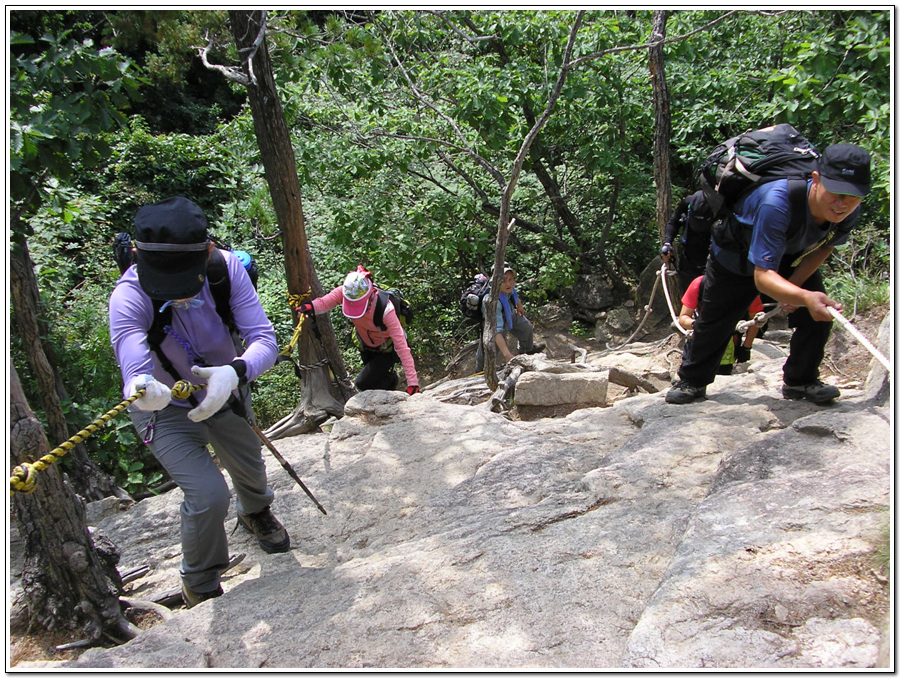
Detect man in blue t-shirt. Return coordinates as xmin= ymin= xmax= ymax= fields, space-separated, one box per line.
xmin=666 ymin=143 xmax=871 ymax=405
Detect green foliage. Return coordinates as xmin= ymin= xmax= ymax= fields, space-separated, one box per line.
xmin=13 ymin=9 xmax=893 ymax=457
xmin=872 ymin=513 xmax=891 ymax=576
xmin=9 ymin=28 xmax=142 ymax=221
xmin=763 ymin=10 xmax=890 ymax=222
xmin=824 ymin=225 xmax=891 ymax=315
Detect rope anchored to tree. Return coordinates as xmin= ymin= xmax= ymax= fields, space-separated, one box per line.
xmin=9 ymin=382 xmax=204 ymax=496
xmin=279 ymin=290 xmax=312 ymax=359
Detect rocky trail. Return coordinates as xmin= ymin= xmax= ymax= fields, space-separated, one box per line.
xmin=9 ymin=305 xmax=892 ymax=669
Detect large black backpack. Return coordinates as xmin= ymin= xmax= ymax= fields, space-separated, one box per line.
xmin=698 ymin=124 xmax=819 ymax=269
xmin=459 ymin=273 xmax=491 ymax=321
xmin=677 ymin=190 xmax=717 ymax=270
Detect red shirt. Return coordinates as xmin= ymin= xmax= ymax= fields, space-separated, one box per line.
xmin=682 ymin=275 xmax=763 ymax=315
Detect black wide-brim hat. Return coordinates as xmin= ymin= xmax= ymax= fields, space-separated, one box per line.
xmin=134 ymin=197 xmax=211 ymax=301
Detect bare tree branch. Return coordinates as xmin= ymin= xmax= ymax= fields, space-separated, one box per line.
xmin=235 ymin=10 xmax=268 ymax=85
xmin=483 ymin=10 xmax=586 ymax=389
xmin=569 ymin=9 xmax=741 ymax=69
xmin=374 ymin=18 xmax=507 ymax=188
xmin=425 ymin=10 xmax=497 ymax=42
xmin=196 ymin=33 xmax=249 ymax=86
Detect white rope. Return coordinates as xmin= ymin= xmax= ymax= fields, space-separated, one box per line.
xmin=659 ymin=262 xmax=691 ymax=337
xmin=736 ymin=304 xmax=783 ymax=333
xmin=827 ymin=307 xmax=891 ymax=372
xmin=606 ymin=268 xmax=663 ymax=350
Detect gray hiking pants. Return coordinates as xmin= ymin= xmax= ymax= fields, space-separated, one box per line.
xmin=475 ymin=314 xmax=535 ymax=372
xmin=129 ymin=402 xmax=274 ymax=593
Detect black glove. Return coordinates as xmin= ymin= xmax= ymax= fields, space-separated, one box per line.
xmin=406 ymin=385 xmax=420 ymax=395
xmin=298 ymin=301 xmax=315 ymax=318
xmin=735 ymin=345 xmax=752 ymax=363
xmin=660 ymin=242 xmax=673 ymax=259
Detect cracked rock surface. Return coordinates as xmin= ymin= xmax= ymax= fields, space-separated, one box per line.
xmin=15 ymin=325 xmax=891 ymax=669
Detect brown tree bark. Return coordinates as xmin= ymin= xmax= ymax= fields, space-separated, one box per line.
xmin=10 ymin=363 xmax=136 ymax=643
xmin=10 ymin=227 xmax=121 ymax=501
xmin=649 ymin=10 xmax=672 ymax=244
xmin=229 ymin=10 xmax=352 ymax=437
xmin=483 ymin=13 xmax=585 ymax=390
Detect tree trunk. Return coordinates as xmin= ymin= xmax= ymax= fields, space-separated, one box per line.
xmin=10 ymin=227 xmax=121 ymax=502
xmin=649 ymin=10 xmax=672 ymax=244
xmin=229 ymin=10 xmax=352 ymax=435
xmin=10 ymin=363 xmax=137 ymax=643
xmin=483 ymin=12 xmax=585 ymax=391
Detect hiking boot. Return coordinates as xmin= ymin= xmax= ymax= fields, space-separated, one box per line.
xmin=181 ymin=582 xmax=223 ymax=609
xmin=237 ymin=507 xmax=291 ymax=553
xmin=782 ymin=380 xmax=840 ymax=404
xmin=665 ymin=380 xmax=707 ymax=404
xmin=526 ymin=342 xmax=547 ymax=355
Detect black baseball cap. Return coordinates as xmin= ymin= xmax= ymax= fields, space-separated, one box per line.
xmin=818 ymin=144 xmax=871 ymax=197
xmin=133 ymin=197 xmax=211 ymax=301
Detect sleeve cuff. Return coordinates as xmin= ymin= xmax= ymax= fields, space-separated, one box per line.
xmin=230 ymin=359 xmax=249 ymax=386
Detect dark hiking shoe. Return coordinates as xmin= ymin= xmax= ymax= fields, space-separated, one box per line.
xmin=526 ymin=342 xmax=547 ymax=355
xmin=181 ymin=582 xmax=223 ymax=609
xmin=237 ymin=507 xmax=291 ymax=553
xmin=782 ymin=380 xmax=840 ymax=404
xmin=665 ymin=380 xmax=707 ymax=404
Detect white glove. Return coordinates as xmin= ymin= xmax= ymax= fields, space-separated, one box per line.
xmin=127 ymin=374 xmax=171 ymax=412
xmin=187 ymin=364 xmax=239 ymax=422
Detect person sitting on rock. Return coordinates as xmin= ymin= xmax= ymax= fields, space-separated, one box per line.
xmin=299 ymin=266 xmax=420 ymax=395
xmin=678 ymin=274 xmax=762 ymax=376
xmin=475 ymin=263 xmax=545 ymax=372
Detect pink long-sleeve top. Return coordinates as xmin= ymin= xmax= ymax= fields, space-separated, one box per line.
xmin=311 ymin=286 xmax=418 ymax=387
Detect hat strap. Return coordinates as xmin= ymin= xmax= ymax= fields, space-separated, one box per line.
xmin=134 ymin=240 xmax=209 ymax=252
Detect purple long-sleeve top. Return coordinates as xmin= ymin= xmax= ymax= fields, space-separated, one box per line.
xmin=311 ymin=286 xmax=418 ymax=387
xmin=109 ymin=250 xmax=278 ymax=407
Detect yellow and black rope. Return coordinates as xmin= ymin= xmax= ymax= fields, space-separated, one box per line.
xmin=279 ymin=290 xmax=311 ymax=359
xmin=9 ymin=381 xmax=203 ymax=496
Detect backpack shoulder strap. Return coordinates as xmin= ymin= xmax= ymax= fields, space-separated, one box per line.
xmin=147 ymin=299 xmax=170 ymax=353
xmin=373 ymin=289 xmax=390 ymax=330
xmin=785 ymin=178 xmax=809 ymax=241
xmin=207 ymin=248 xmax=234 ymax=331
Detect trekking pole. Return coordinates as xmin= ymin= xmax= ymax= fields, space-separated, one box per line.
xmin=9 ymin=382 xmax=203 ymax=496
xmin=249 ymin=423 xmax=328 ymax=515
xmin=176 ymin=380 xmax=328 ymax=516
xmin=826 ymin=307 xmax=891 ymax=372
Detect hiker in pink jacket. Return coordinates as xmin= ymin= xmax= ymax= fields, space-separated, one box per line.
xmin=299 ymin=266 xmax=419 ymax=395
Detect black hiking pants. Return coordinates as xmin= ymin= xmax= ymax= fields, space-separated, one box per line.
xmin=356 ymin=346 xmax=400 ymax=391
xmin=678 ymin=257 xmax=832 ymax=388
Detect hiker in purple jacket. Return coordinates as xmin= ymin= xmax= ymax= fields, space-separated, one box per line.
xmin=109 ymin=196 xmax=288 ymax=608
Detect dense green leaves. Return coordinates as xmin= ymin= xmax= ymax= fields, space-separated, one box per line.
xmin=10 ymin=30 xmax=142 ymax=220
xmin=9 ymin=9 xmax=891 ymax=490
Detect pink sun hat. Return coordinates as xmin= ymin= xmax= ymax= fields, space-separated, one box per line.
xmin=341 ymin=267 xmax=374 ymax=318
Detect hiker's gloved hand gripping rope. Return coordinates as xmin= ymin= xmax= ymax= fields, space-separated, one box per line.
xmin=8 ymin=379 xmax=203 ymax=495
xmin=126 ymin=374 xmax=172 ymax=411
xmin=188 ymin=364 xmax=240 ymax=422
